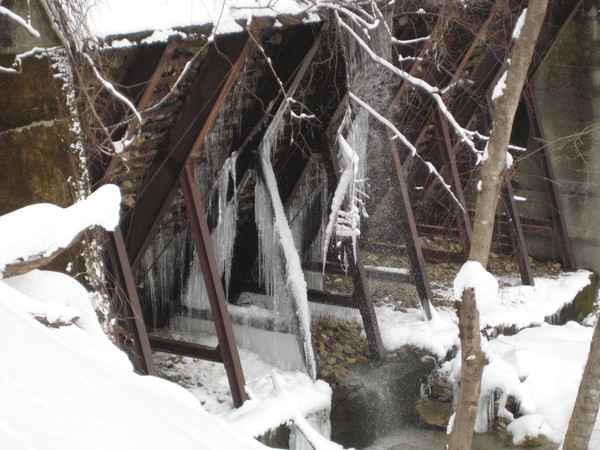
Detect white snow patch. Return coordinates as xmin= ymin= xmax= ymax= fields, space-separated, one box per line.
xmin=492 ymin=70 xmax=508 ymax=101
xmin=454 ymin=261 xmax=499 ymax=315
xmin=484 ymin=323 xmax=594 ymax=444
xmin=376 ymin=304 xmax=458 ymax=359
xmin=89 ymin=0 xmax=316 ymax=37
xmin=0 ymin=184 xmax=121 ymax=274
xmin=512 ymin=9 xmax=528 ymax=40
xmin=0 ymin=278 xmax=267 ymax=449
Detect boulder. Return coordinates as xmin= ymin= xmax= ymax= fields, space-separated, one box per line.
xmin=414 ymin=397 xmax=453 ymax=428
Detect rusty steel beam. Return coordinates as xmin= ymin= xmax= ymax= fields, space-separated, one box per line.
xmin=529 ymin=0 xmax=584 ymax=82
xmin=121 ymin=32 xmax=251 ymax=270
xmin=231 ymin=24 xmax=324 ymax=188
xmin=344 ymin=242 xmax=385 ymax=359
xmin=475 ymin=111 xmax=535 ymax=285
xmin=229 ymin=24 xmax=325 ymax=299
xmin=133 ymin=42 xmax=178 ymax=115
xmin=389 ymin=131 xmax=433 ymax=320
xmin=501 ymin=182 xmax=535 ymax=285
xmin=437 ymin=109 xmax=472 ymax=258
xmin=303 ymin=261 xmax=413 ymax=284
xmin=179 ymin=163 xmax=247 ymax=408
xmin=149 ymin=336 xmax=223 ymax=363
xmin=106 ymin=226 xmax=157 ymax=375
xmin=307 ymin=289 xmax=357 ymax=308
xmin=323 ymin=122 xmax=385 ymax=360
xmin=524 ymin=89 xmax=575 ymax=270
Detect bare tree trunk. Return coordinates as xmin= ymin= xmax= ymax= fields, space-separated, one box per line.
xmin=448 ymin=289 xmax=487 ymax=446
xmin=448 ymin=1 xmax=549 ymax=448
xmin=563 ymin=318 xmax=600 ymax=449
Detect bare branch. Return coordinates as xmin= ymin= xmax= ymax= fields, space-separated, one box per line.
xmin=349 ymin=92 xmax=465 ymax=212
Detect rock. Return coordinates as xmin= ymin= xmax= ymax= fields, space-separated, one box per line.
xmin=257 ymin=423 xmax=290 ymax=448
xmin=572 ymin=271 xmax=599 ymax=321
xmin=414 ymin=397 xmax=453 ymax=428
xmin=546 ymin=271 xmax=599 ymax=324
xmin=428 ymin=376 xmax=453 ymax=402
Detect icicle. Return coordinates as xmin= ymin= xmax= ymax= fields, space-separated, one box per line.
xmin=140 ymin=226 xmax=191 ymax=330
xmin=255 ymin=179 xmax=293 ymax=318
xmin=179 ymin=154 xmax=240 ymax=315
xmin=286 ymin=160 xmax=329 ymax=291
xmin=253 ymin=99 xmax=317 ymax=379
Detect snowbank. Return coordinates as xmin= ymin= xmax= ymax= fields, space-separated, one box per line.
xmin=454 ymin=262 xmax=592 ymax=329
xmin=483 ymin=322 xmax=594 ymax=444
xmin=0 ymin=276 xmax=267 ymax=449
xmin=0 ymin=186 xmax=267 ymax=448
xmin=0 ymin=184 xmax=120 ymax=274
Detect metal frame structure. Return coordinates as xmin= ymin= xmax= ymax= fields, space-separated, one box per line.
xmin=96 ymin=0 xmax=583 ymax=410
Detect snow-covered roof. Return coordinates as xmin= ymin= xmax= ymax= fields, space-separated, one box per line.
xmin=88 ymin=0 xmax=318 ymax=38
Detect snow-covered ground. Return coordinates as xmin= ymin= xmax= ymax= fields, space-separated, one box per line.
xmin=1 ymin=188 xmax=598 ymax=449
xmin=0 ymin=188 xmax=268 ymax=449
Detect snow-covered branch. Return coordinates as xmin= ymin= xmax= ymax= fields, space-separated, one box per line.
xmin=349 ymin=92 xmax=465 ymax=212
xmin=82 ymin=53 xmax=142 ymax=153
xmin=0 ymin=6 xmax=40 ymax=38
xmin=0 ymin=5 xmax=42 ymax=74
xmin=333 ymin=10 xmax=483 ymax=161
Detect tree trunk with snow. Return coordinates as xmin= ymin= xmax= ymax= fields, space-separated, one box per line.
xmin=447 ymin=1 xmax=549 ymax=448
xmin=563 ymin=318 xmax=600 ymax=449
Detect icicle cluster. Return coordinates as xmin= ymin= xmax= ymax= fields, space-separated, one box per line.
xmin=181 ymin=154 xmax=239 ymax=313
xmin=287 ymin=161 xmax=329 ymax=290
xmin=141 ymin=227 xmax=190 ymax=330
xmin=322 ymin=16 xmax=389 ymax=261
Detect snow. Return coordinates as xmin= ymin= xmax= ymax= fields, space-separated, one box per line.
xmin=492 ymin=70 xmax=508 ymax=101
xmin=0 ymin=191 xmax=268 ymax=449
xmin=0 ymin=184 xmax=121 ymax=274
xmin=513 ymin=8 xmax=528 ymax=40
xmin=454 ymin=262 xmax=592 ymax=329
xmin=376 ymin=304 xmax=458 ymax=360
xmin=0 ymin=278 xmax=268 ymax=449
xmin=454 ymin=261 xmax=500 ymax=315
xmin=483 ymin=322 xmax=594 ymax=444
xmin=154 ymin=331 xmax=332 ymax=439
xmin=88 ymin=0 xmax=315 ymax=37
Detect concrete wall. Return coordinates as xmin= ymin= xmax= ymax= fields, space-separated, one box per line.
xmin=0 ymin=0 xmax=58 ymax=54
xmin=0 ymin=2 xmax=87 ymax=275
xmin=534 ymin=0 xmax=600 ymax=271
